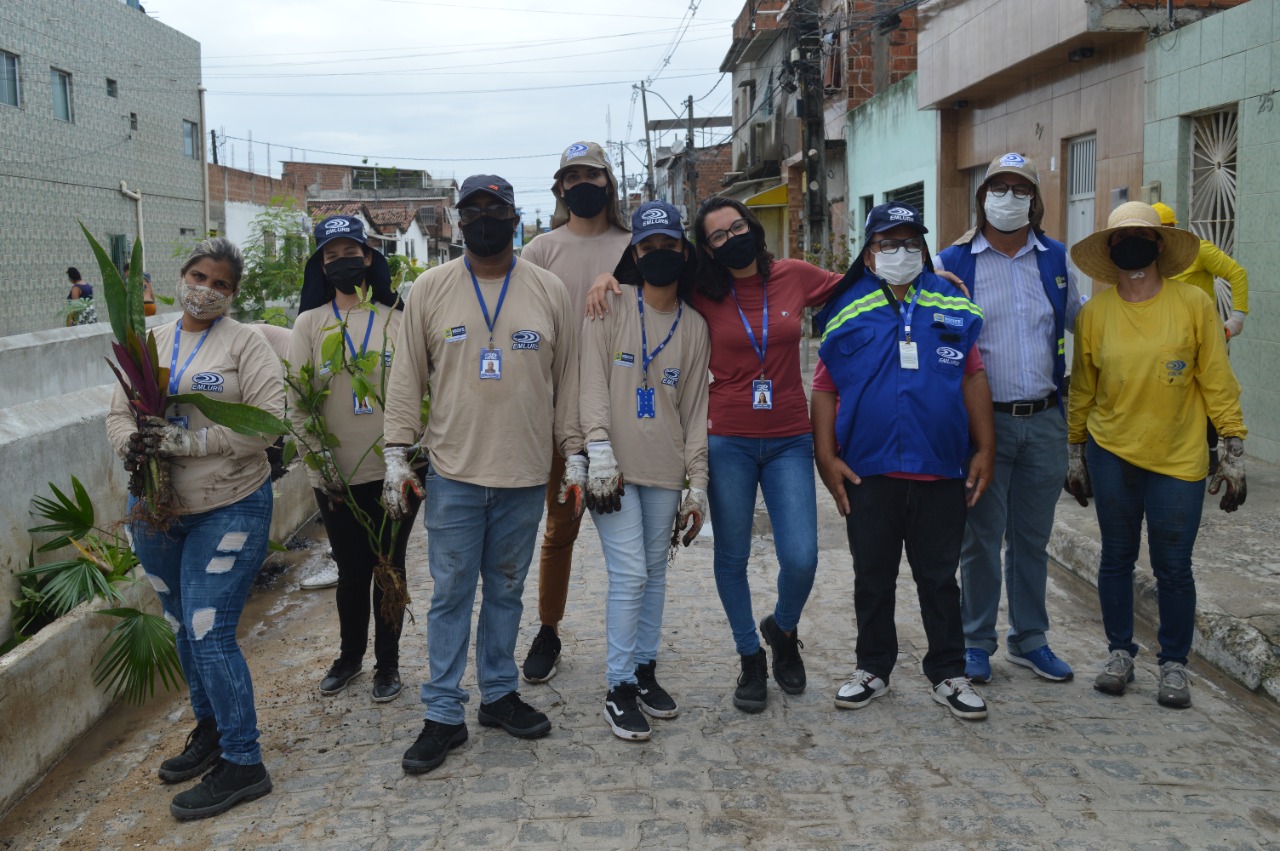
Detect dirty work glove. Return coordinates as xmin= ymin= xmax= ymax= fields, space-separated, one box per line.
xmin=557 ymin=454 xmax=588 ymax=521
xmin=381 ymin=445 xmax=424 ymax=520
xmin=124 ymin=428 xmax=160 ymax=471
xmin=142 ymin=416 xmax=207 ymax=458
xmin=675 ymin=487 xmax=707 ymax=546
xmin=585 ymin=440 xmax=624 ymax=514
xmin=314 ymin=450 xmax=346 ymax=499
xmin=1208 ymin=436 xmax=1247 ymax=513
xmin=1065 ymin=442 xmax=1091 ymax=507
xmin=1224 ymin=311 xmax=1245 ymax=340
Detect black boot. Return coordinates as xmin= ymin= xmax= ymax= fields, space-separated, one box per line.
xmin=170 ymin=758 xmax=272 ymax=821
xmin=158 ymin=717 xmax=222 ymax=784
xmin=760 ymin=614 xmax=807 ymax=694
xmin=733 ymin=648 xmax=768 ymax=713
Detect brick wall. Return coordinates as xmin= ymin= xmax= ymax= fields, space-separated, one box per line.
xmin=281 ymin=161 xmax=353 ymax=194
xmin=844 ymin=5 xmax=919 ymax=112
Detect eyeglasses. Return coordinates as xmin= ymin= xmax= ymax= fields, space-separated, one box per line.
xmin=705 ymin=217 xmax=750 ymax=249
xmin=458 ymin=204 xmax=516 ymax=225
xmin=986 ymin=181 xmax=1035 ymax=200
xmin=871 ymin=237 xmax=925 ymax=255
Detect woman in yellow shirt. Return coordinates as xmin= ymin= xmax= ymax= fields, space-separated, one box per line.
xmin=1066 ymin=202 xmax=1247 ymax=711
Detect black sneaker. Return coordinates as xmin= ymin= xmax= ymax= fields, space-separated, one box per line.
xmin=604 ymin=682 xmax=652 ymax=741
xmin=759 ymin=614 xmax=806 ymax=694
xmin=169 ymin=759 xmax=271 ymax=821
xmin=733 ymin=648 xmax=769 ymax=713
xmin=319 ymin=657 xmax=362 ymax=695
xmin=477 ymin=691 xmax=552 ymax=739
xmin=522 ymin=625 xmax=561 ymax=684
xmin=634 ymin=660 xmax=679 ymax=719
xmin=158 ymin=717 xmax=222 ymax=784
xmin=401 ymin=720 xmax=468 ymax=774
xmin=372 ymin=667 xmax=402 ymax=703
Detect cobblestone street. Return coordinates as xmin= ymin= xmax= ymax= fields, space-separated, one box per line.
xmin=3 ymin=485 xmax=1279 ymax=850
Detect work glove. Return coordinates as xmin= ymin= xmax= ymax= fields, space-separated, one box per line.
xmin=142 ymin=416 xmax=208 ymax=458
xmin=674 ymin=486 xmax=707 ymax=546
xmin=381 ymin=445 xmax=424 ymax=520
xmin=556 ymin=454 xmax=588 ymax=521
xmin=1208 ymin=435 xmax=1247 ymax=513
xmin=585 ymin=440 xmax=624 ymax=514
xmin=124 ymin=428 xmax=159 ymax=471
xmin=1065 ymin=442 xmax=1091 ymax=507
xmin=314 ymin=450 xmax=346 ymax=500
xmin=1224 ymin=311 xmax=1245 ymax=340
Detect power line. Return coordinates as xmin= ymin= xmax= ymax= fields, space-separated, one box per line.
xmin=219 ymin=134 xmax=563 ymax=163
xmin=209 ymin=71 xmax=715 ymax=98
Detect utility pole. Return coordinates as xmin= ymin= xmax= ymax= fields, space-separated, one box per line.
xmin=638 ymin=82 xmax=657 ymax=202
xmin=617 ymin=141 xmax=631 ymax=218
xmin=685 ymin=95 xmax=698 ymax=220
xmin=796 ymin=0 xmax=827 ymax=254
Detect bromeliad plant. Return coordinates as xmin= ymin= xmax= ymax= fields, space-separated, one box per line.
xmin=281 ymin=293 xmax=427 ymax=628
xmin=12 ymin=477 xmax=185 ymax=704
xmin=81 ymin=226 xmax=289 ymax=527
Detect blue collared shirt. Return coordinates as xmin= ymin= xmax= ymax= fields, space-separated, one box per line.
xmin=941 ymin=231 xmax=1082 ymax=403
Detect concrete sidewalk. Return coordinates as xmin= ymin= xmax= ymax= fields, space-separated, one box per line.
xmin=1049 ymin=455 xmax=1280 ymax=703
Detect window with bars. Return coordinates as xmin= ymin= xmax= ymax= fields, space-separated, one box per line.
xmin=886 ymin=181 xmax=925 ymax=219
xmin=1068 ymin=136 xmax=1096 ymax=200
xmin=1188 ymin=108 xmax=1238 ymax=253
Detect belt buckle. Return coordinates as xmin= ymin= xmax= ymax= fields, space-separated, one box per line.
xmin=1011 ymin=401 xmax=1034 ymax=417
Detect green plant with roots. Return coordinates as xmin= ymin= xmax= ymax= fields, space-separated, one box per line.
xmin=282 ymin=293 xmax=429 ymax=628
xmin=11 ymin=477 xmax=184 ymax=704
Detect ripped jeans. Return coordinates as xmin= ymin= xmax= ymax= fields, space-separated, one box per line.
xmin=419 ymin=466 xmax=545 ymax=725
xmin=130 ymin=479 xmax=272 ymax=765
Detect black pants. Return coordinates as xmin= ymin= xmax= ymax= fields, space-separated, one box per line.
xmin=844 ymin=476 xmax=967 ymax=686
xmin=315 ymin=479 xmax=419 ymax=670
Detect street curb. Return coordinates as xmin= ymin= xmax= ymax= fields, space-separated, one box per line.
xmin=1048 ymin=519 xmax=1280 ymax=704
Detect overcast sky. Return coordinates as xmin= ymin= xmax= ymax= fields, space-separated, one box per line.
xmin=147 ymin=0 xmax=745 ymax=226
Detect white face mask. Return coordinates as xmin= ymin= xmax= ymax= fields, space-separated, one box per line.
xmin=873 ymin=248 xmax=923 ymax=287
xmin=178 ymin=279 xmax=235 ymax=321
xmin=983 ymin=191 xmax=1032 ymax=232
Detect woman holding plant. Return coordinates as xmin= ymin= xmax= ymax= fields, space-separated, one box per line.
xmin=287 ymin=215 xmax=419 ymax=704
xmin=106 ymin=237 xmax=283 ymax=820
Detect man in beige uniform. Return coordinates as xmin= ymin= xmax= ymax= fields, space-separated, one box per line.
xmin=381 ymin=175 xmax=582 ymax=775
xmin=519 ymin=141 xmax=632 ymax=683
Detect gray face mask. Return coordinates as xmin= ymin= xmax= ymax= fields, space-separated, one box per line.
xmin=983 ymin=192 xmax=1031 ymax=232
xmin=178 ymin=279 xmax=235 ymax=320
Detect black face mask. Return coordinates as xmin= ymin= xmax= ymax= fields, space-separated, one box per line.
xmin=1109 ymin=236 xmax=1160 ymax=271
xmin=711 ymin=231 xmax=758 ymax=270
xmin=324 ymin=256 xmax=367 ymax=295
xmin=563 ymin=182 xmax=608 ymax=219
xmin=461 ymin=217 xmax=516 ymax=257
xmin=635 ymin=249 xmax=685 ymax=288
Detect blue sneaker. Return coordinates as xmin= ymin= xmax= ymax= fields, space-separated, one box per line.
xmin=964 ymin=648 xmax=991 ymax=684
xmin=1006 ymin=645 xmax=1074 ymax=681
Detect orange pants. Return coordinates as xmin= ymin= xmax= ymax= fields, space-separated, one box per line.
xmin=536 ymin=450 xmax=585 ymax=627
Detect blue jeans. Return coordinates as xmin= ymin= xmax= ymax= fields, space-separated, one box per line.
xmin=960 ymin=408 xmax=1067 ymax=655
xmin=590 ymin=485 xmax=681 ymax=688
xmin=707 ymin=434 xmax=819 ymax=656
xmin=419 ymin=467 xmax=545 ymax=725
xmin=1087 ymin=439 xmax=1203 ymax=665
xmin=130 ymin=479 xmax=273 ymax=765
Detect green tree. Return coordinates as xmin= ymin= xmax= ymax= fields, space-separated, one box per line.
xmin=237 ymin=196 xmax=312 ymax=320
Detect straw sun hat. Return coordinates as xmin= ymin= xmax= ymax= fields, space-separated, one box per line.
xmin=1069 ymin=201 xmax=1200 ymax=284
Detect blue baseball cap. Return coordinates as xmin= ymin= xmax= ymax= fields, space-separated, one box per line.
xmin=864 ymin=202 xmax=928 ymax=239
xmin=300 ymin=215 xmax=396 ymax=313
xmin=458 ymin=174 xmax=515 ymax=206
xmin=312 ymin=215 xmax=375 ymax=252
xmin=630 ymin=200 xmax=685 ymax=245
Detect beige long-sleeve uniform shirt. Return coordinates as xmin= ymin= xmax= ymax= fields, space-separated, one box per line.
xmin=287 ymin=302 xmax=400 ymax=488
xmin=521 ymin=225 xmax=632 ymax=323
xmin=580 ymin=287 xmax=710 ymax=491
xmin=383 ymin=256 xmax=582 ymax=488
xmin=106 ymin=317 xmax=284 ymax=514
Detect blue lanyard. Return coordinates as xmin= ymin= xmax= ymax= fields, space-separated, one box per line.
xmin=900 ymin=285 xmax=920 ymax=342
xmin=168 ymin=317 xmax=219 ymax=398
xmin=466 ymin=257 xmax=516 ymax=346
xmin=637 ymin=288 xmax=682 ymax=386
xmin=729 ymin=277 xmax=768 ymax=378
xmin=331 ymin=300 xmax=375 ymax=360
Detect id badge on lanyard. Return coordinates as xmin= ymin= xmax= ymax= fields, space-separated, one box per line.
xmin=468 ymin=258 xmax=515 ymax=382
xmin=480 ymin=348 xmax=502 ymax=379
xmin=730 ymin=278 xmax=771 ymax=411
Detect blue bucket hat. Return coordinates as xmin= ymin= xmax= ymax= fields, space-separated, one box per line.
xmin=300 ymin=215 xmax=398 ymax=313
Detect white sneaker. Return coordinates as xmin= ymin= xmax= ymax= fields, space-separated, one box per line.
xmin=932 ymin=677 xmax=987 ymax=720
xmin=834 ymin=669 xmax=887 ymax=709
xmin=300 ymin=560 xmax=339 ymax=589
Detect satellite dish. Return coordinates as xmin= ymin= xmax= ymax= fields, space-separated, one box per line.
xmin=671 ymin=137 xmax=686 ymax=155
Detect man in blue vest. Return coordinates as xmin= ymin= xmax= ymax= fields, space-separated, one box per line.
xmin=813 ymin=202 xmax=996 ymax=720
xmin=936 ymin=153 xmax=1084 ymax=685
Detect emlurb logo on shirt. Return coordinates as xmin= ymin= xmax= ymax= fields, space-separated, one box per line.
xmin=935 ymin=347 xmax=963 ymax=366
xmin=512 ymin=330 xmax=541 ymax=350
xmin=191 ymin=372 xmax=225 ymax=392
xmin=662 ymin=368 xmax=681 ymax=387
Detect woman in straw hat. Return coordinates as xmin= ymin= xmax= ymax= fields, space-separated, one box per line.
xmin=1066 ymin=201 xmax=1247 ymax=710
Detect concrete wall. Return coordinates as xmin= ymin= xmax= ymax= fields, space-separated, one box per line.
xmin=1144 ymin=0 xmax=1280 ymax=462
xmin=845 ymin=74 xmax=939 ymax=252
xmin=0 ymin=0 xmax=203 ymax=337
